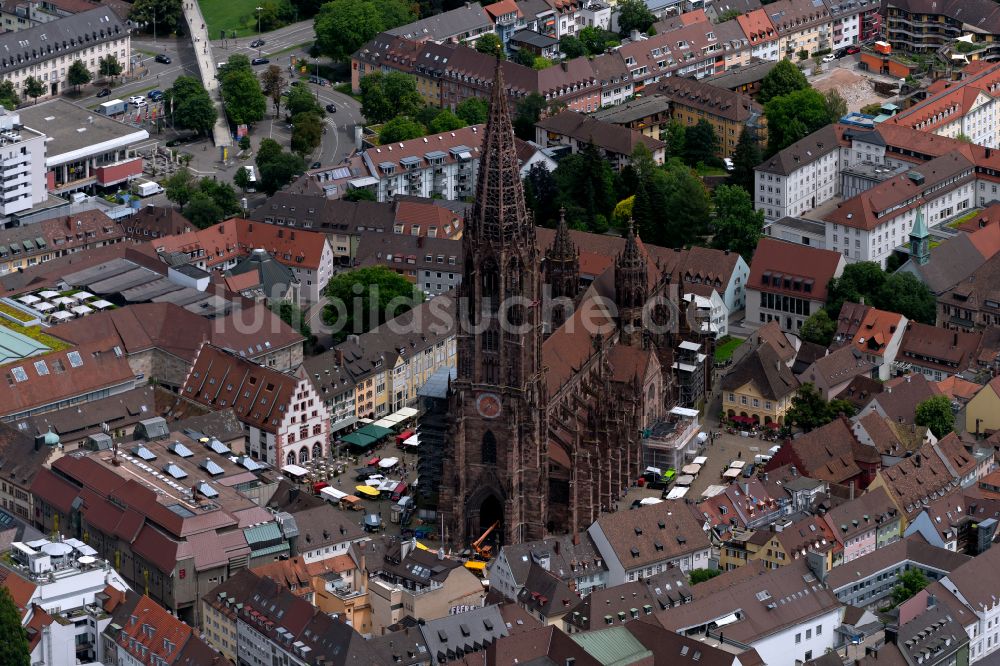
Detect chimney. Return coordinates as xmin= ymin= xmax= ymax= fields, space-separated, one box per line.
xmin=849 ymin=480 xmax=855 ymax=500
xmin=953 ymin=333 xmax=958 ymax=347
xmin=417 ymin=236 xmax=424 ymax=248
xmin=554 ymin=540 xmax=561 ymax=555
xmin=335 ymin=349 xmax=344 ymax=365
xmin=988 ymin=147 xmax=993 ymax=158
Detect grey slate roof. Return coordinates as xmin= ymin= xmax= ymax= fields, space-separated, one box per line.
xmin=0 ymin=7 xmax=125 ymax=75
xmin=721 ymin=339 xmax=800 ymax=400
xmin=226 ymin=249 xmax=298 ymax=301
xmin=898 ymin=232 xmax=991 ymax=295
xmin=386 ymin=3 xmax=491 ymax=42
xmin=419 ymin=605 xmax=509 ymax=662
xmin=497 ymin=534 xmax=604 ymax=590
xmin=591 ymin=95 xmax=671 ymax=126
xmin=756 ymin=124 xmax=844 ymax=176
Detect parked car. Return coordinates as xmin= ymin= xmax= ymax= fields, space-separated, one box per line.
xmin=325 ymin=103 xmax=337 ymax=113
xmin=127 ymin=95 xmax=144 ymax=105
xmin=723 ymin=157 xmax=734 ymax=171
xmin=742 ymin=464 xmax=756 ymax=478
xmin=250 ymin=39 xmax=265 ymax=48
xmin=822 ymin=53 xmax=836 ymax=63
xmin=154 ymin=53 xmax=171 ymax=64
xmin=308 ymin=75 xmax=329 ymax=86
xmin=147 ymin=89 xmax=164 ymax=101
xmin=846 ymin=45 xmax=861 ymax=54
xmin=96 ymin=87 xmax=111 ymax=97
xmin=311 ymin=161 xmax=322 ymax=169
xmin=251 ymin=57 xmax=269 ymax=65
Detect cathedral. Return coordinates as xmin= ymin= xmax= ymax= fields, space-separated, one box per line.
xmin=437 ymin=61 xmax=713 ymax=547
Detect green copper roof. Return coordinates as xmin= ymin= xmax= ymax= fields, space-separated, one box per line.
xmin=570 ymin=627 xmax=653 ymax=666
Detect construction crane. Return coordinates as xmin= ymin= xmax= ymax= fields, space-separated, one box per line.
xmin=471 ymin=521 xmax=499 ymax=561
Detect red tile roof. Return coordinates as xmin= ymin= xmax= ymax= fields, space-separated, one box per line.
xmin=736 ymin=8 xmax=778 ymax=45
xmin=0 ymin=568 xmax=36 ymax=615
xmin=748 ymin=237 xmax=843 ymax=301
xmin=181 ymin=344 xmax=300 ymax=434
xmin=851 ymin=308 xmax=905 ymax=359
xmin=155 ymin=218 xmax=329 ymax=272
xmin=887 ymin=61 xmax=1000 ymax=134
xmin=118 ymin=595 xmax=192 ymax=665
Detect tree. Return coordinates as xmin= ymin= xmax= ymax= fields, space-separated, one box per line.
xmin=617 ymin=0 xmax=656 ymax=36
xmin=758 ymin=59 xmax=809 ymax=103
xmin=785 ymin=383 xmax=842 ymax=431
xmin=890 ymin=570 xmax=929 ymax=607
xmin=286 ymin=83 xmax=323 ymax=118
xmin=689 ymin=568 xmax=722 ymax=585
xmin=321 ymin=266 xmax=425 ymax=342
xmin=428 ymin=109 xmax=466 ymax=134
xmin=168 ymin=76 xmax=217 ymax=135
xmin=359 ymin=72 xmax=424 ymax=124
xmin=915 ymin=395 xmax=955 ymax=439
xmin=827 ymin=262 xmax=887 ymax=316
xmin=861 ymin=102 xmax=883 ymax=116
xmin=183 ymin=191 xmax=225 ymax=228
xmin=731 ymin=128 xmax=762 ymax=192
xmin=67 ymin=59 xmax=92 ymax=91
xmin=260 ymin=65 xmax=286 ymax=117
xmin=684 ymin=119 xmax=721 ymax=166
xmin=711 ymin=184 xmax=764 ymax=259
xmin=379 ymin=116 xmax=425 ymax=143
xmin=99 ymin=55 xmax=122 ymax=81
xmin=291 ymin=112 xmax=324 ymax=155
xmin=198 ymin=178 xmax=240 ymax=216
xmin=512 ymin=48 xmax=536 ymax=67
xmin=256 ymin=0 xmax=295 ymax=31
xmin=276 ymin=301 xmax=312 ymax=342
xmin=235 ymin=166 xmax=252 ymax=192
xmin=314 ymin=0 xmax=414 ymax=62
xmin=129 ymin=0 xmax=183 ymax=35
xmin=800 ymin=309 xmax=836 ymax=346
xmin=523 ymin=162 xmax=560 ymax=226
xmin=554 ymin=144 xmax=616 ymax=233
xmin=875 ymin=272 xmax=937 ymax=324
xmin=239 ymin=135 xmax=251 ymax=152
xmin=257 ymin=138 xmax=284 ymax=167
xmin=475 ymin=33 xmax=505 ymax=58
xmin=0 ymin=81 xmax=19 ymax=110
xmin=765 ymin=87 xmax=833 ymax=154
xmin=456 ymin=97 xmax=489 ymax=125
xmin=344 ymin=188 xmax=376 ymax=201
xmin=560 ymin=35 xmax=586 ymax=59
xmin=23 ymin=76 xmax=43 ymax=104
xmin=163 ymin=168 xmax=196 ymax=210
xmin=221 ymin=62 xmax=267 ymax=126
xmin=532 ymin=56 xmax=553 ymax=70
xmin=715 ymin=8 xmax=741 ymax=22
xmin=824 ymin=89 xmax=847 ymax=123
xmin=257 ymin=151 xmax=306 ymax=195
xmin=0 ymin=587 xmax=28 ymax=666
xmin=665 ymin=119 xmax=686 ymax=159
xmin=514 ymin=92 xmax=547 ymax=140
xmin=660 ymin=160 xmax=710 ymax=246
xmin=579 ymin=26 xmax=615 ymax=55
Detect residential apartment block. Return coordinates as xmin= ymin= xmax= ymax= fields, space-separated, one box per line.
xmin=653 ymin=75 xmax=765 ymax=157
xmin=0 ymin=8 xmax=129 ymax=101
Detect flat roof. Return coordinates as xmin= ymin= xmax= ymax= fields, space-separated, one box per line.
xmin=18 ymin=99 xmax=149 ymax=167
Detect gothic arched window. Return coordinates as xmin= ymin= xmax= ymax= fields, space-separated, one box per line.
xmin=312 ymin=442 xmax=322 ymax=460
xmin=286 ymin=451 xmax=296 ymax=466
xmin=299 ymin=447 xmax=309 ymax=464
xmin=482 ymin=259 xmax=500 ymax=314
xmin=482 ymin=430 xmax=497 ymax=465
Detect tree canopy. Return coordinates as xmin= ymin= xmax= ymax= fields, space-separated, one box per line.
xmin=314 ymin=0 xmax=415 ymax=61
xmin=785 ymin=383 xmax=856 ymax=431
xmin=765 ymin=87 xmax=833 ymax=154
xmin=291 ymin=112 xmax=324 ymax=156
xmin=758 ymin=60 xmax=809 ymax=103
xmin=730 ymin=127 xmax=762 ymax=192
xmin=260 ymin=65 xmax=286 ymax=117
xmin=286 ymin=82 xmax=324 ymax=118
xmin=514 ymin=92 xmax=548 ymax=140
xmin=474 ymin=33 xmax=504 ymax=58
xmin=915 ymin=395 xmax=955 ymax=439
xmin=617 ymin=0 xmax=656 ymax=36
xmin=23 ymin=77 xmax=43 ymax=103
xmin=359 ymin=72 xmax=424 ymax=125
xmin=99 ymin=55 xmax=122 ymax=79
xmin=0 ymin=81 xmax=19 ymax=110
xmin=689 ymin=568 xmax=722 ymax=585
xmin=164 ymin=168 xmax=196 ymax=210
xmin=321 ymin=266 xmax=425 ymax=342
xmin=684 ymin=119 xmax=721 ymax=166
xmin=379 ymin=116 xmax=426 ymax=143
xmin=221 ymin=57 xmax=267 ymax=126
xmin=890 ymin=569 xmax=929 ymax=607
xmin=167 ymin=75 xmax=217 ymax=135
xmin=456 ymin=97 xmax=488 ymax=125
xmin=825 ymin=262 xmax=936 ymax=324
xmin=800 ymin=309 xmax=836 ymax=346
xmin=129 ymin=0 xmax=183 ymax=34
xmin=711 ymin=184 xmax=764 ymax=260
xmin=0 ymin=587 xmax=28 ymax=666
xmin=256 ymin=138 xmax=305 ymax=194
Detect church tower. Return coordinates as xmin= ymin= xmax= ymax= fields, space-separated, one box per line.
xmin=439 ymin=60 xmax=547 ymax=548
xmin=545 ymin=209 xmax=579 ymax=330
xmin=615 ymin=222 xmax=648 ymax=345
xmin=910 ymin=206 xmax=930 ymax=266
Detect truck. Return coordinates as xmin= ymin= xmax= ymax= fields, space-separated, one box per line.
xmin=134 ymin=180 xmax=164 ymax=197
xmin=97 ymin=99 xmax=127 ymax=116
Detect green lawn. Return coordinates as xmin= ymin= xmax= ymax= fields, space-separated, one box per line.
xmin=714 ymin=336 xmax=744 ymax=363
xmin=947 ymin=208 xmax=982 ymax=229
xmin=199 ymin=0 xmax=264 ymax=38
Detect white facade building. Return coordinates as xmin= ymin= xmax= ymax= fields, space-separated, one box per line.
xmin=0 ymin=107 xmax=47 ymax=215
xmin=5 ymin=537 xmax=130 ymax=666
xmin=755 ymin=124 xmax=846 ymax=223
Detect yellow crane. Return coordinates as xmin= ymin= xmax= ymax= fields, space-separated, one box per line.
xmin=471 ymin=521 xmax=499 ymax=561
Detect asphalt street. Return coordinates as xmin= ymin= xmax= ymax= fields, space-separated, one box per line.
xmin=80 ymin=20 xmax=363 ymax=185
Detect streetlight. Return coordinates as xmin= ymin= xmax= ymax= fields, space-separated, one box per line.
xmin=256 ymin=6 xmax=263 ymax=36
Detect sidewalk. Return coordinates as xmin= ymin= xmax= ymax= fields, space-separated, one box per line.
xmin=180 ymin=0 xmax=231 ymax=154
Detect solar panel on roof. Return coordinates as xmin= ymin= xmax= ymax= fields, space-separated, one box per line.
xmin=33 ymin=360 xmax=48 ymax=375
xmin=67 ymin=351 xmax=83 ymax=368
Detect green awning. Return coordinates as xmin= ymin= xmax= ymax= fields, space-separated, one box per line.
xmin=244 ymin=522 xmax=283 ymax=547
xmin=35 ymin=237 xmax=45 ymax=248
xmin=250 ymin=543 xmax=290 ymax=558
xmin=21 ymin=239 xmax=34 ymax=250
xmin=340 ymin=431 xmax=377 ymax=448
xmin=0 ymin=246 xmax=8 ymax=256
xmin=356 ymin=424 xmax=393 ymax=439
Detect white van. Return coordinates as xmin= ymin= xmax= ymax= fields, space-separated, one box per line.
xmin=754 ymin=454 xmax=772 ymax=466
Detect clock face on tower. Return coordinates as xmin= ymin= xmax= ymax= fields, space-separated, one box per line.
xmin=476 ymin=392 xmax=502 ymax=419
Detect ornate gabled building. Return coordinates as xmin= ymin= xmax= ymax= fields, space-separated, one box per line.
xmin=439 ymin=59 xmax=710 ymax=549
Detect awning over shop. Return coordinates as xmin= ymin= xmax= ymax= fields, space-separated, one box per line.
xmin=356 ymin=424 xmax=393 ymax=439
xmin=341 ymin=432 xmax=377 ymax=448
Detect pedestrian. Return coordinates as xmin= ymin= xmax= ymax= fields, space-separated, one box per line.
xmin=738 ymin=450 xmax=742 ymax=458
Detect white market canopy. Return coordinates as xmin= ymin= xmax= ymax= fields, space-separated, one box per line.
xmin=17 ymin=294 xmax=40 ymax=305
xmin=91 ymin=299 xmax=114 ymax=309
xmin=681 ymin=464 xmax=701 ymax=475
xmin=33 ymin=302 xmax=55 ymax=312
xmin=52 ymin=296 xmax=76 ymax=306
xmin=378 ymin=457 xmax=399 ymax=469
xmin=692 ymin=456 xmax=708 ymax=466
xmin=71 ymin=305 xmax=93 ymax=316
xmin=729 ymin=460 xmax=746 ymax=470
xmin=372 ymin=418 xmax=396 ymax=429
xmin=666 ymin=486 xmax=689 ymax=500
xmin=38 ymin=290 xmax=60 ymax=299
xmin=402 ymin=435 xmax=419 ymax=447
xmin=281 ymin=464 xmax=308 ymax=477
xmin=72 ymin=291 xmax=95 ymax=301
xmin=50 ymin=311 xmax=73 ymax=322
